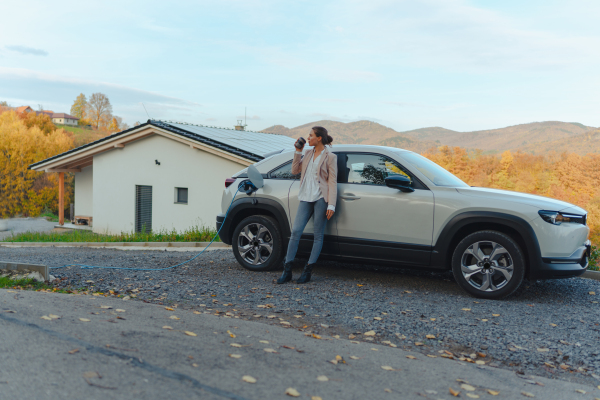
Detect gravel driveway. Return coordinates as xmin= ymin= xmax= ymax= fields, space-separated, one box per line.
xmin=3 ymin=247 xmax=600 ymax=387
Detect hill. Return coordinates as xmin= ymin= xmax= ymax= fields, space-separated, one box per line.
xmin=262 ymin=120 xmax=600 ymax=155
xmin=401 ymin=121 xmax=597 ymax=153
xmin=261 ymin=120 xmax=439 ymax=153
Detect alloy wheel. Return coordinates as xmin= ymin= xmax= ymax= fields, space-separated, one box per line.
xmin=460 ymin=240 xmax=514 ymax=292
xmin=237 ymin=223 xmax=274 ymax=265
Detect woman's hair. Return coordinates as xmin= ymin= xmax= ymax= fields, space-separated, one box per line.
xmin=312 ymin=126 xmax=334 ymax=146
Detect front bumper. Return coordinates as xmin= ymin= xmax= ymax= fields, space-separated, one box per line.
xmin=531 ymin=240 xmax=591 ymax=280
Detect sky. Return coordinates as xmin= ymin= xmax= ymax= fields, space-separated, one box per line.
xmin=1 ymin=0 xmax=599 ymax=132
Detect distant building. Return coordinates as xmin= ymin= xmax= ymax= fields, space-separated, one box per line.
xmin=50 ymin=113 xmax=79 ymax=126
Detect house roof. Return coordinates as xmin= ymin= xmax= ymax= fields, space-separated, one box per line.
xmin=29 ymin=120 xmax=295 ymax=170
xmin=16 ymin=106 xmax=32 ymax=113
xmin=51 ymin=113 xmax=79 ymax=120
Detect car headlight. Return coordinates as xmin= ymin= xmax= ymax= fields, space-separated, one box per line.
xmin=538 ymin=210 xmax=586 ymax=225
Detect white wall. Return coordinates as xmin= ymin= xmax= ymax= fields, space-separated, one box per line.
xmin=92 ymin=134 xmax=245 ymax=234
xmin=74 ymin=165 xmax=93 ymax=217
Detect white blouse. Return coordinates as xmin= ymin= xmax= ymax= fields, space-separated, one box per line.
xmin=296 ymin=151 xmax=335 ymax=211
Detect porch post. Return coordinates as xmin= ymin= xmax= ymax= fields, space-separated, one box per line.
xmin=58 ymin=172 xmax=64 ymax=225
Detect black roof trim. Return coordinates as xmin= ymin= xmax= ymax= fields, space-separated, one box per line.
xmin=28 ymin=120 xmax=263 ymax=169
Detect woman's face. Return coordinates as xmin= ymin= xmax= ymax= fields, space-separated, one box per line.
xmin=307 ymin=130 xmax=322 ymax=147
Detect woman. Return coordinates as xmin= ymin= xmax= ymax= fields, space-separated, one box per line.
xmin=277 ymin=126 xmax=337 ymax=284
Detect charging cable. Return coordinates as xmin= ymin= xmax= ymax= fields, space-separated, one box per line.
xmin=49 ymin=180 xmax=252 ymax=272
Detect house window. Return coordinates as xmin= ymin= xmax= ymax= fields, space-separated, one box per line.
xmin=175 ymin=187 xmax=188 ymax=204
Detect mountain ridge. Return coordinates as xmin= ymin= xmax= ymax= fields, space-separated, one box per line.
xmin=261 ymin=120 xmax=599 ymax=155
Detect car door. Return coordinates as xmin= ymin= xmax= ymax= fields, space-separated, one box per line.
xmin=286 ymin=153 xmax=344 ymax=257
xmin=335 ymin=152 xmax=434 ymax=265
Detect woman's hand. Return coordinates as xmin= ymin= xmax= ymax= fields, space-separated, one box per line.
xmin=326 ymin=209 xmax=335 ymax=220
xmin=295 ymin=137 xmax=305 ymax=150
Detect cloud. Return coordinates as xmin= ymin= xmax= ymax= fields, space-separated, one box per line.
xmin=5 ymin=45 xmax=48 ymax=56
xmin=237 ymin=114 xmax=261 ymax=120
xmin=0 ymin=67 xmax=201 ymax=124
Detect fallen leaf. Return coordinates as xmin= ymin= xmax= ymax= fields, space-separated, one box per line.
xmin=311 ymin=397 xmax=323 ymax=400
xmin=100 ymin=305 xmax=112 ymax=309
xmin=48 ymin=314 xmax=60 ymax=319
xmin=335 ymin=355 xmax=343 ymax=361
xmin=381 ymin=366 xmax=396 ymax=371
xmin=79 ymin=318 xmax=91 ymax=322
xmin=184 ymin=331 xmax=197 ymax=337
xmin=475 ymin=360 xmax=485 ymax=365
xmin=282 ymin=345 xmax=295 ymax=349
xmin=406 ymin=355 xmax=417 ymax=359
xmin=242 ymin=375 xmax=257 ymax=383
xmin=371 ymin=348 xmax=378 ymax=351
xmin=466 ymin=394 xmax=480 ymax=399
xmin=350 ymin=356 xmax=360 ymax=360
xmin=449 ymin=387 xmax=460 ymax=397
xmin=311 ymin=334 xmax=322 ymax=339
xmin=589 ymin=292 xmax=596 ymax=295
xmin=162 ymin=326 xmax=173 ymax=330
xmin=549 ymin=323 xmax=557 ymax=327
xmin=575 ymin=389 xmax=586 ymax=394
xmin=462 ymin=308 xmax=471 ymax=311
xmin=40 ymin=316 xmax=52 ymax=320
xmin=364 ymin=330 xmax=376 ymax=336
xmin=263 ymin=348 xmax=277 ymax=353
xmin=317 ymin=375 xmax=328 ymax=382
xmin=165 ymin=307 xmax=174 ymax=311
xmin=192 ymin=363 xmax=199 ymax=367
xmin=425 ymin=390 xmax=437 ymax=395
xmin=354 ymin=316 xmax=364 ymax=319
xmin=230 ymin=343 xmax=243 ymax=347
xmin=374 ymin=317 xmax=382 ymax=320
xmin=116 ymin=309 xmax=125 ymax=313
xmin=285 ymin=388 xmax=300 ymax=397
xmin=280 ymin=321 xmax=291 ymax=325
xmin=461 ymin=384 xmax=476 ymax=391
xmin=193 ymin=311 xmax=202 ymax=314
xmin=259 ymin=340 xmax=269 ymax=343
xmin=487 ymin=389 xmax=500 ymax=395
xmin=521 ymin=392 xmax=535 ymax=398
xmin=537 ymin=348 xmax=549 ymax=352
xmin=384 ymin=389 xmax=392 ymax=393
xmin=329 ymin=359 xmax=338 ymax=365
xmin=169 ymin=316 xmax=180 ymax=320
xmin=83 ymin=371 xmax=99 ymax=379
xmin=427 ymin=355 xmax=438 ymax=358
xmin=68 ymin=349 xmax=79 ymax=354
xmin=415 ymin=342 xmax=424 ymax=346
xmin=426 ymin=334 xmax=436 ymax=339
xmin=492 ymin=314 xmax=500 ymax=317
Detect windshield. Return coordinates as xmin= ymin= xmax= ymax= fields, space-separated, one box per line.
xmin=398 ymin=152 xmax=469 ymax=188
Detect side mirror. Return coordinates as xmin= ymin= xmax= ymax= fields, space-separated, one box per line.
xmin=385 ymin=175 xmax=414 ymax=193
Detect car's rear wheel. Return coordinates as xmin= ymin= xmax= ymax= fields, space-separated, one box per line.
xmin=451 ymin=230 xmax=525 ymax=299
xmin=232 ymin=215 xmax=283 ymax=271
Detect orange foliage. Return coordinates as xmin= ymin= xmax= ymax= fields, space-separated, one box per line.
xmin=423 ymin=146 xmax=600 ymax=241
xmin=0 ymin=111 xmax=74 ymax=218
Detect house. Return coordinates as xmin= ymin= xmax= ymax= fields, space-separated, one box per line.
xmin=29 ymin=120 xmax=295 ymax=234
xmin=50 ymin=112 xmax=79 ymax=126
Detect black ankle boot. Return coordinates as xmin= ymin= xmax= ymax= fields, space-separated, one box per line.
xmin=296 ymin=262 xmax=314 ymax=284
xmin=276 ymin=261 xmax=293 ymax=284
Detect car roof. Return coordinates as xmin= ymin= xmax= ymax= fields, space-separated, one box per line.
xmin=241 ymin=144 xmax=414 ymax=176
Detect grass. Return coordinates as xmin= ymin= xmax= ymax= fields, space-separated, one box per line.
xmin=2 ymin=225 xmax=220 ymax=243
xmin=57 ymin=124 xmax=111 ymax=147
xmin=39 ymin=211 xmax=59 ymax=222
xmin=0 ymin=276 xmax=49 ymax=290
xmin=589 ymin=245 xmax=599 ymax=271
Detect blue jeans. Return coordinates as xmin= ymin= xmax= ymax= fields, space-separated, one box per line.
xmin=285 ymin=198 xmax=328 ymax=265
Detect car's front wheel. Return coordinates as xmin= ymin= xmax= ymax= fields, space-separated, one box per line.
xmin=232 ymin=215 xmax=283 ymax=271
xmin=451 ymin=230 xmax=525 ymax=299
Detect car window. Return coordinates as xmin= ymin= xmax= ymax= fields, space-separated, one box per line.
xmin=346 ymin=153 xmax=413 ymax=186
xmin=269 ymin=162 xmax=300 ymax=180
xmin=397 ymin=152 xmax=469 ymax=187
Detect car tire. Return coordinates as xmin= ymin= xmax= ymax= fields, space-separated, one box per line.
xmin=451 ymin=230 xmax=525 ymax=299
xmin=232 ymin=215 xmax=283 ymax=271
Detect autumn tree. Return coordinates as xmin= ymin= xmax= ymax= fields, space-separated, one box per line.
xmin=0 ymin=111 xmax=73 ymax=217
xmin=87 ymin=92 xmax=113 ymax=130
xmin=70 ymin=93 xmax=89 ymax=125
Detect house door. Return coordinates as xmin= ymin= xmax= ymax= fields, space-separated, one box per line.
xmin=135 ymin=185 xmax=152 ymax=233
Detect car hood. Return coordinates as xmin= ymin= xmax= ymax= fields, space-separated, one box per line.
xmin=456 ymin=187 xmax=580 ymax=212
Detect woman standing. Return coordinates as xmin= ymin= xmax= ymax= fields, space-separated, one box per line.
xmin=277 ymin=126 xmax=337 ymax=284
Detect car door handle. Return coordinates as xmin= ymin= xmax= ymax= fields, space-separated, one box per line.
xmin=340 ymin=195 xmax=361 ymax=200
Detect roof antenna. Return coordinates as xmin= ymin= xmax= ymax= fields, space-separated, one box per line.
xmin=142 ymin=103 xmax=152 ymax=121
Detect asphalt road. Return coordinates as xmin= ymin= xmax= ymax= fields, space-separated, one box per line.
xmin=0 ymin=217 xmax=56 ymax=240
xmin=2 ymin=246 xmax=600 ymax=388
xmin=2 ymin=290 xmax=600 ymax=400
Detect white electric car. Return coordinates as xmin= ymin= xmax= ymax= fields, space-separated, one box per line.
xmin=217 ymin=145 xmax=590 ymax=299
